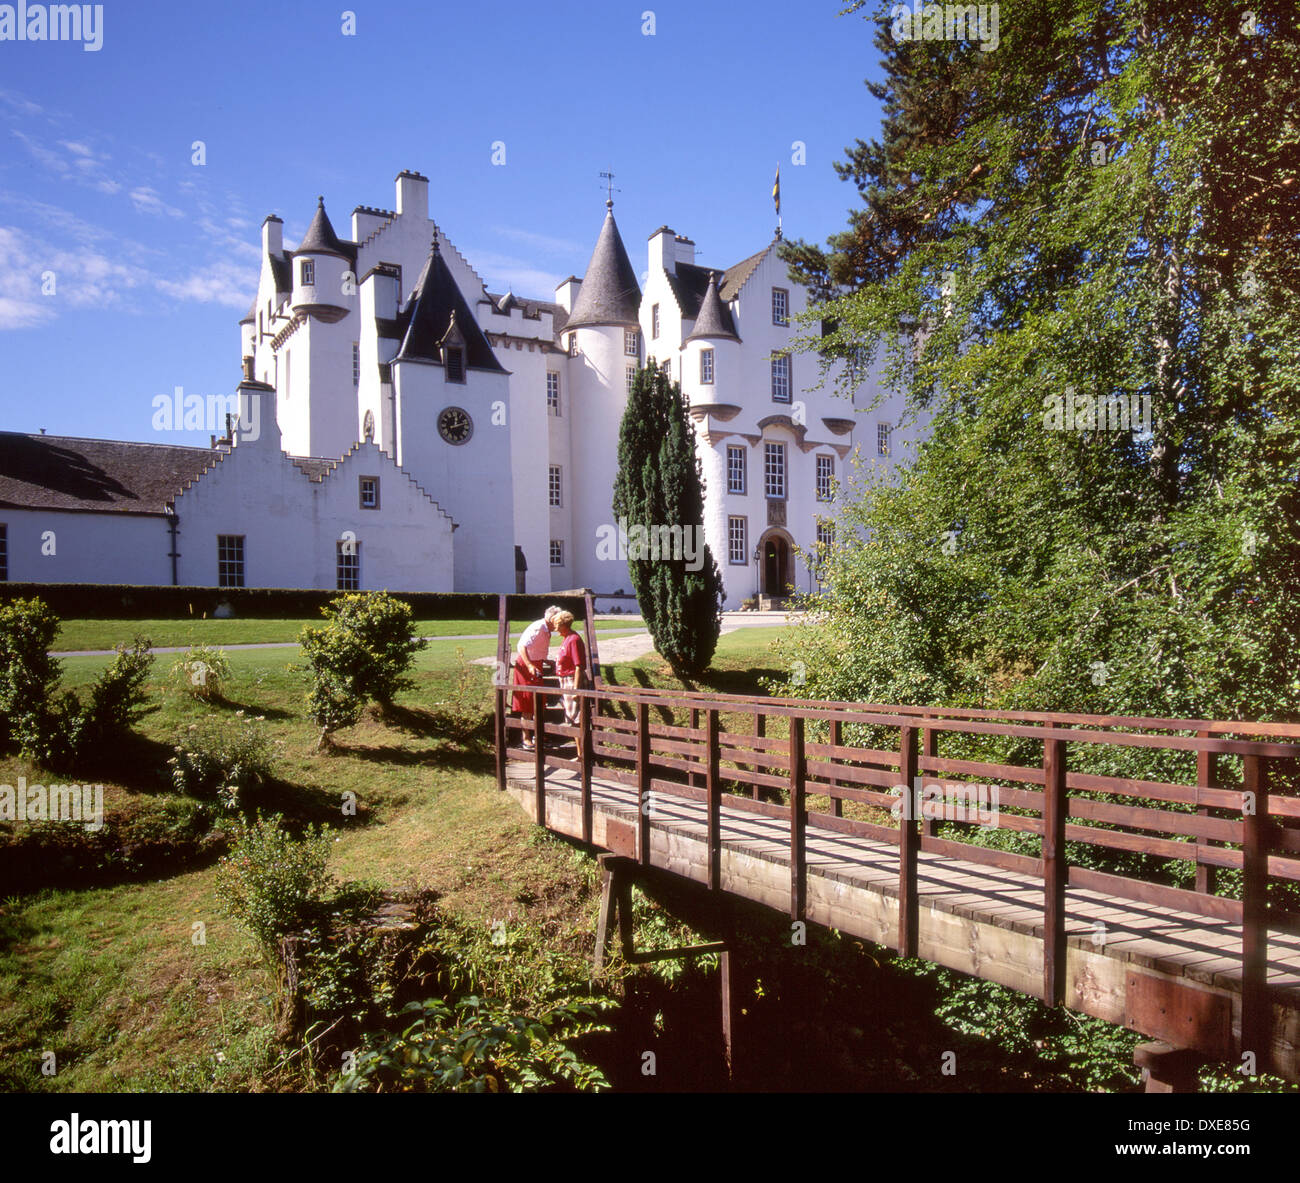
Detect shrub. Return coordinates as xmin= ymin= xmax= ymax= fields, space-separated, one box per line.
xmin=214 ymin=814 xmax=334 ymax=956
xmin=54 ymin=637 xmax=154 ymax=760
xmin=0 ymin=597 xmax=62 ymax=754
xmin=170 ymin=644 xmax=232 ymax=701
xmin=299 ymin=592 xmax=427 ymax=748
xmin=169 ymin=711 xmax=277 ymax=807
xmin=336 ymin=996 xmax=610 ymax=1093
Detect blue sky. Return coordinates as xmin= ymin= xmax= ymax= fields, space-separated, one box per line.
xmin=0 ymin=0 xmax=887 ymax=444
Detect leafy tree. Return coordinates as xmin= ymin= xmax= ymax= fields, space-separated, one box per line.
xmin=612 ymin=365 xmax=725 ymax=676
xmin=299 ymin=592 xmax=427 ymax=749
xmin=773 ymin=0 xmax=1300 ymax=749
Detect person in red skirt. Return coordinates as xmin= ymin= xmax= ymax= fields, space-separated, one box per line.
xmin=552 ymin=610 xmax=587 ymax=726
xmin=512 ymin=606 xmax=558 ymax=749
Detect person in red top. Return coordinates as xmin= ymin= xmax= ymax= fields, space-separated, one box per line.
xmin=552 ymin=610 xmax=587 ymax=726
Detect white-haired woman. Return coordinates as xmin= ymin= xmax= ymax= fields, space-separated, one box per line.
xmin=511 ymin=606 xmax=560 ymax=750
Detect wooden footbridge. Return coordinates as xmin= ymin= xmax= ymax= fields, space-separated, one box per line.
xmin=492 ymin=596 xmax=1300 ymax=1087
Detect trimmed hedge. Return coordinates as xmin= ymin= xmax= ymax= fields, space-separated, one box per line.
xmin=0 ymin=583 xmax=593 ymax=622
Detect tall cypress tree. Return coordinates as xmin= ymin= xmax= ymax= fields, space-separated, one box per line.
xmin=613 ymin=366 xmax=724 ymax=676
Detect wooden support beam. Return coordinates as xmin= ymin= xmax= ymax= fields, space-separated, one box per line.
xmin=921 ymin=724 xmax=937 ymax=839
xmin=897 ymin=723 xmax=919 ymax=957
xmin=534 ymin=696 xmax=547 ymax=826
xmin=637 ymin=700 xmax=651 ymax=867
xmin=721 ymin=947 xmax=738 ymax=1083
xmin=1196 ymin=730 xmax=1217 ymax=895
xmin=580 ymin=693 xmax=593 ymax=845
xmin=1134 ymin=1041 xmax=1205 ymax=1093
xmin=828 ymin=718 xmax=843 ymax=818
xmin=494 ymin=686 xmax=506 ymax=791
xmin=1043 ymin=734 xmax=1067 ymax=1006
xmin=689 ymin=706 xmax=700 ymax=789
xmin=753 ymin=710 xmax=766 ymax=800
xmin=706 ymin=708 xmax=721 ymax=891
xmin=1241 ymin=754 xmax=1269 ymax=1066
xmin=789 ymin=715 xmax=806 ymax=923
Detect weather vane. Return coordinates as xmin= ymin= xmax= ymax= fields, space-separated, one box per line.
xmin=599 ymin=169 xmax=620 ymax=208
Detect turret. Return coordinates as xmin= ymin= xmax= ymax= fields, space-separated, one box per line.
xmin=682 ymin=270 xmax=741 ymax=405
xmin=291 ymin=197 xmax=355 ymax=323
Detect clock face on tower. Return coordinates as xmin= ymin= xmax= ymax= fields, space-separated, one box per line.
xmin=437 ymin=406 xmax=473 ymax=445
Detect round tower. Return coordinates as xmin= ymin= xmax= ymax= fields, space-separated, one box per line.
xmin=565 ymin=199 xmax=643 ymax=595
xmin=290 ymin=197 xmax=351 ymax=323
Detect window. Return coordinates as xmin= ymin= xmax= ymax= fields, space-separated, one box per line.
xmin=0 ymin=523 xmax=7 ymax=582
xmin=569 ymin=334 xmax=578 ymax=357
xmin=546 ymin=371 xmax=560 ymax=415
xmin=772 ymin=288 xmax=789 ymax=326
xmin=445 ymin=347 xmax=465 ymax=383
xmin=300 ymin=259 xmax=315 ymax=286
xmin=764 ymin=442 xmax=786 ymax=499
xmin=652 ymin=304 xmax=660 ymax=339
xmin=359 ymin=476 xmax=380 ymax=509
xmin=217 ymin=535 xmax=245 ymax=588
xmin=771 ymin=353 xmax=791 ymax=402
xmin=352 ymin=342 xmax=360 ymax=387
xmin=816 ymin=455 xmax=834 ymax=502
xmin=728 ymin=516 xmax=747 ymax=565
xmin=550 ymin=540 xmax=564 ymax=566
xmin=624 ymin=328 xmax=640 ymax=357
xmin=661 ymin=358 xmax=671 ymax=380
xmin=727 ymin=445 xmax=747 ymax=495
xmin=337 ymin=540 xmax=360 ymax=591
xmin=549 ymin=466 xmax=562 ymax=507
xmin=877 ymin=422 xmax=891 ymax=456
xmin=626 ymin=365 xmax=637 ymax=393
xmin=700 ymin=348 xmax=714 ymax=384
xmin=817 ymin=522 xmax=835 ymax=551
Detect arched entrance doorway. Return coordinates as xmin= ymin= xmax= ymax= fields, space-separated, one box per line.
xmin=760 ymin=531 xmax=792 ymax=597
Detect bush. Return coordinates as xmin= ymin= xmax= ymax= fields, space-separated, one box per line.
xmin=299 ymin=592 xmax=427 ymax=748
xmin=0 ymin=597 xmax=62 ymax=754
xmin=168 ymin=711 xmax=277 ymax=807
xmin=214 ymin=814 xmax=334 ymax=956
xmin=53 ymin=637 xmax=154 ymax=762
xmin=170 ymin=644 xmax=232 ymax=701
xmin=336 ymin=996 xmax=610 ymax=1093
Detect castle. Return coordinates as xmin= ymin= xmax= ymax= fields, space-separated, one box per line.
xmin=0 ymin=169 xmax=919 ymax=608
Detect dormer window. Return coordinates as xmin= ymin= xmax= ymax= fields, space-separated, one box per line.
xmin=300 ymin=260 xmax=315 ymax=285
xmin=446 ymin=347 xmax=465 ymax=383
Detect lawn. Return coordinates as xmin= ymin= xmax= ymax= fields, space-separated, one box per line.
xmin=52 ymin=616 xmax=643 ymax=653
xmin=0 ymin=625 xmax=782 ymax=1091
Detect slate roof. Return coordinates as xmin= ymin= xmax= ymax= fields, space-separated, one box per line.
xmin=293 ymin=197 xmax=356 ymax=260
xmin=485 ymin=292 xmax=569 ymax=338
xmin=566 ymin=207 xmax=642 ymax=330
xmin=684 ymin=271 xmax=740 ymax=342
xmin=0 ymin=432 xmax=217 ymax=515
xmin=269 ymin=253 xmax=292 ymax=293
xmin=395 ymin=238 xmax=506 ymax=371
xmin=665 ymin=249 xmax=769 ymax=324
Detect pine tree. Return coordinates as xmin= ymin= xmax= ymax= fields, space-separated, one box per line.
xmin=613 ymin=365 xmax=724 ymax=676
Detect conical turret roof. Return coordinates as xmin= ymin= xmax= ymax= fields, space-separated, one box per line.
xmin=566 ymin=204 xmax=641 ymax=330
xmin=684 ymin=271 xmax=740 ymax=342
xmin=396 ymin=234 xmax=504 ymax=372
xmin=293 ymin=196 xmax=355 ymax=259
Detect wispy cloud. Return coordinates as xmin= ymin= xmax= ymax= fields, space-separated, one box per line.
xmin=463 ymin=248 xmax=565 ymax=298
xmin=0 ymin=225 xmax=149 ymax=328
xmin=491 ymin=224 xmax=584 ymax=256
xmin=156 ymin=259 xmax=258 ymax=309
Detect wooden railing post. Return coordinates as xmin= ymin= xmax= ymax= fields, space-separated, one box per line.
xmin=752 ymin=710 xmax=766 ymax=801
xmin=897 ymin=723 xmax=919 ymax=957
xmin=706 ymin=708 xmax=721 ymax=890
xmin=828 ymin=717 xmax=842 ymax=818
xmin=1196 ymin=730 xmax=1217 ymax=895
xmin=921 ymin=723 xmax=938 ymax=839
xmin=580 ymin=692 xmax=593 ymax=845
xmin=1241 ymin=753 xmax=1269 ymax=1066
xmin=690 ymin=706 xmax=700 ymax=789
xmin=1043 ymin=733 xmax=1067 ymax=1006
xmin=789 ymin=715 xmax=806 ymax=923
xmin=637 ymin=700 xmax=651 ymax=867
xmin=534 ymin=692 xmax=547 ymax=826
xmin=494 ymin=685 xmax=507 ymax=791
